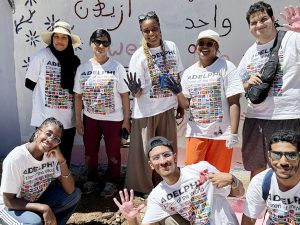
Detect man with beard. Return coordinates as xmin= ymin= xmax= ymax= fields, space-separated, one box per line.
xmin=242 ymin=130 xmax=300 ymax=225
xmin=114 ymin=136 xmax=244 ymax=225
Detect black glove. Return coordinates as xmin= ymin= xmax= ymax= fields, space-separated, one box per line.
xmin=124 ymin=72 xmax=142 ymax=95
xmin=165 ymin=76 xmax=182 ymax=95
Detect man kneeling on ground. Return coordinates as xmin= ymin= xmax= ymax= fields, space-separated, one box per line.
xmin=114 ymin=136 xmax=245 ymax=225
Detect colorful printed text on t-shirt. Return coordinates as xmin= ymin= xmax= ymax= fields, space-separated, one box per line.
xmin=148 ymin=50 xmax=178 ymax=98
xmin=21 ymin=161 xmax=57 ymax=202
xmin=45 ymin=61 xmax=74 ymax=109
xmin=267 ymin=194 xmax=300 ymax=224
xmin=80 ymin=70 xmax=116 ymax=115
xmin=159 ymin=169 xmax=211 ymax=224
xmin=242 ymin=47 xmax=284 ymax=96
xmin=187 ymin=72 xmax=223 ymax=125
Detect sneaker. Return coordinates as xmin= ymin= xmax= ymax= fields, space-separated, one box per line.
xmin=100 ymin=182 xmax=117 ymax=197
xmin=82 ymin=181 xmax=98 ymax=194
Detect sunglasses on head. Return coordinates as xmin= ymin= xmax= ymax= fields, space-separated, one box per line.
xmin=269 ymin=151 xmax=300 ymax=161
xmin=198 ymin=40 xmax=215 ymax=47
xmin=93 ymin=39 xmax=110 ymax=47
xmin=138 ymin=11 xmax=157 ymax=22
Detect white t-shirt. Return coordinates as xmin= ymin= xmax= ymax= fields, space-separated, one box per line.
xmin=74 ymin=58 xmax=129 ymax=121
xmin=236 ymin=31 xmax=300 ymax=120
xmin=129 ymin=40 xmax=184 ymax=118
xmin=181 ymin=58 xmax=244 ymax=139
xmin=0 ymin=144 xmax=61 ymax=204
xmin=26 ymin=48 xmax=75 ymax=129
xmin=142 ymin=162 xmax=238 ymax=225
xmin=244 ymin=168 xmax=300 ymax=224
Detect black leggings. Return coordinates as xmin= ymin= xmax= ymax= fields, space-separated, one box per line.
xmin=59 ymin=127 xmax=76 ymax=166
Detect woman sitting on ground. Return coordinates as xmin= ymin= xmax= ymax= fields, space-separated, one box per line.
xmin=0 ymin=117 xmax=81 ymax=225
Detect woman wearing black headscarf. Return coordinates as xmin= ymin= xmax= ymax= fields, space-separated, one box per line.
xmin=25 ymin=21 xmax=81 ymax=166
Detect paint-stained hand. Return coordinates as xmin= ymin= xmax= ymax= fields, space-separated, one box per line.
xmin=164 ymin=76 xmax=182 ymax=95
xmin=176 ymin=106 xmax=184 ymax=120
xmin=280 ymin=5 xmax=300 ymax=32
xmin=124 ymin=72 xmax=142 ymax=96
xmin=113 ymin=189 xmax=145 ymax=220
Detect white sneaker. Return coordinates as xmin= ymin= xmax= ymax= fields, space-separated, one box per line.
xmin=100 ymin=182 xmax=117 ymax=197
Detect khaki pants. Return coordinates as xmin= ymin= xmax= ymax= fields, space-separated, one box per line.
xmin=125 ymin=108 xmax=177 ymax=194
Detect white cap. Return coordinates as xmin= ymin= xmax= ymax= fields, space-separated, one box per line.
xmin=197 ymin=29 xmax=220 ymax=44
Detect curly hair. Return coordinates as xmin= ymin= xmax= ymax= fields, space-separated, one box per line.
xmin=268 ymin=130 xmax=300 ymax=152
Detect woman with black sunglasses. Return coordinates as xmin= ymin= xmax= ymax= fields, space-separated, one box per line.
xmin=166 ymin=29 xmax=244 ymax=173
xmin=74 ymin=29 xmax=130 ymax=196
xmin=124 ymin=11 xmax=184 ymax=195
xmin=0 ymin=117 xmax=80 ymax=225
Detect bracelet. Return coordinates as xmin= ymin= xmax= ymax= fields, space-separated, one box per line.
xmin=231 ymin=174 xmax=239 ymax=189
xmin=61 ymin=171 xmax=71 ymax=178
xmin=59 ymin=159 xmax=67 ymax=166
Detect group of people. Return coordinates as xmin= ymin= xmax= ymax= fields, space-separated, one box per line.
xmin=114 ymin=130 xmax=300 ymax=225
xmin=0 ymin=1 xmax=300 ymax=224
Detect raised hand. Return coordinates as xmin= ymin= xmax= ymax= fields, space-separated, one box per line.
xmin=164 ymin=76 xmax=182 ymax=95
xmin=113 ymin=189 xmax=145 ymax=220
xmin=124 ymin=72 xmax=142 ymax=96
xmin=280 ymin=5 xmax=300 ymax=32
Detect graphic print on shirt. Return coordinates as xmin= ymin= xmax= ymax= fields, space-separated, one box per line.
xmin=159 ymin=169 xmax=211 ymax=224
xmin=80 ymin=70 xmax=116 ymax=115
xmin=21 ymin=161 xmax=57 ymax=202
xmin=187 ymin=72 xmax=223 ymax=125
xmin=148 ymin=50 xmax=178 ymax=98
xmin=45 ymin=61 xmax=74 ymax=109
xmin=267 ymin=194 xmax=300 ymax=224
xmin=242 ymin=47 xmax=284 ymax=96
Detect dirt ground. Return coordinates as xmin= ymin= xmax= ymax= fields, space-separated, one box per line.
xmin=68 ymin=194 xmax=145 ymax=225
xmin=67 ymin=166 xmax=250 ymax=225
xmin=67 ymin=167 xmax=146 ymax=225
xmin=0 ymin=159 xmax=144 ymax=225
xmin=0 ymin=160 xmax=250 ymax=225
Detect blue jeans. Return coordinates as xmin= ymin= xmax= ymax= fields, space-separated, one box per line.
xmin=0 ymin=182 xmax=81 ymax=225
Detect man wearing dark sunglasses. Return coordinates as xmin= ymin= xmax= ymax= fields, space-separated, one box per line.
xmin=114 ymin=136 xmax=245 ymax=225
xmin=242 ymin=130 xmax=300 ymax=225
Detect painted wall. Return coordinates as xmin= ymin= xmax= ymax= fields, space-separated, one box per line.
xmin=1 ymin=0 xmax=299 ymax=157
xmin=0 ymin=1 xmax=21 ymax=156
